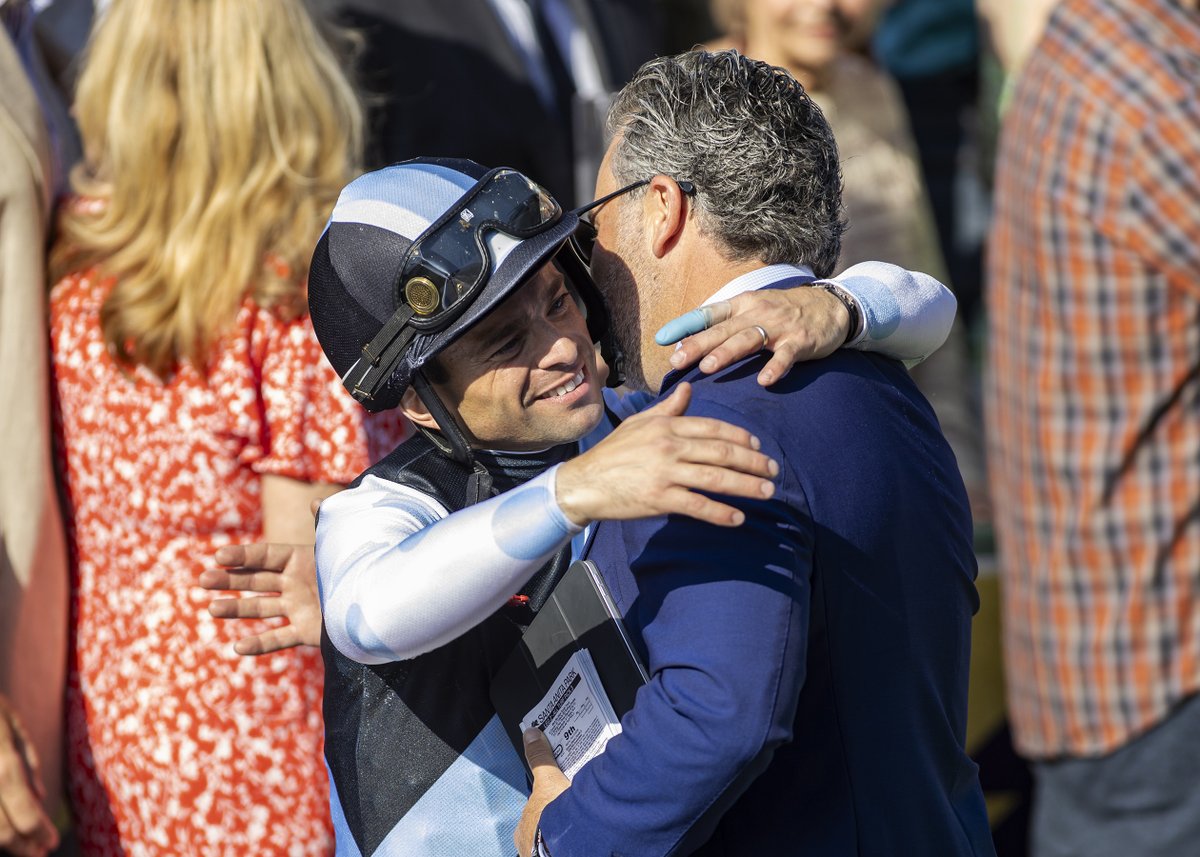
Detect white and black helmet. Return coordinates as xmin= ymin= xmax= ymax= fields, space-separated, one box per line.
xmin=308 ymin=157 xmax=619 ymax=414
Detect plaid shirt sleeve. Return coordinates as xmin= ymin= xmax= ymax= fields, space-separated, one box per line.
xmin=986 ymin=0 xmax=1200 ymax=759
xmin=1116 ymin=96 xmax=1200 ymax=295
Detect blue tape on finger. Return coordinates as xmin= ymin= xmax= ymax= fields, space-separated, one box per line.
xmin=655 ymin=308 xmax=710 ymax=345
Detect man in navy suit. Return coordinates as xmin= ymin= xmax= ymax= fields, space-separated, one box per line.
xmin=517 ymin=50 xmax=996 ymax=857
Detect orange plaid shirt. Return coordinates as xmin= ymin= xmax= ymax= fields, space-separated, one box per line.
xmin=986 ymin=0 xmax=1200 ymax=758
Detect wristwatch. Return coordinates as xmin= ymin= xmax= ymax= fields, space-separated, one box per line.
xmin=812 ymin=281 xmax=863 ymax=345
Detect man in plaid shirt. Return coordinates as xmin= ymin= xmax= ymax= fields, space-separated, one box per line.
xmin=986 ymin=0 xmax=1200 ymax=853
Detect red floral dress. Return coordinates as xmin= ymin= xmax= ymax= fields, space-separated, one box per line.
xmin=51 ymin=267 xmax=409 ymax=856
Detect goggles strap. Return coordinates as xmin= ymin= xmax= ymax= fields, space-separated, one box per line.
xmin=413 ymin=371 xmax=494 ymax=505
xmin=344 ymin=306 xmax=418 ymax=405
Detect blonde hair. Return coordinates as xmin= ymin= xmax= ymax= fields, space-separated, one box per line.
xmin=51 ymin=0 xmax=362 ymax=377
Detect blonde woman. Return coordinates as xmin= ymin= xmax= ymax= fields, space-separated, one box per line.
xmin=48 ymin=1 xmax=407 ymax=853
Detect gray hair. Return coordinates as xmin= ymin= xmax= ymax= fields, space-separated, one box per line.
xmin=606 ymin=50 xmax=844 ymax=278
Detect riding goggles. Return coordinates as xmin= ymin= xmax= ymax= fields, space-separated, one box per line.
xmin=396 ymin=167 xmax=562 ymax=330
xmin=344 ymin=167 xmax=562 ymax=406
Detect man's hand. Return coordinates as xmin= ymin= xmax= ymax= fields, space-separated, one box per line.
xmin=0 ymin=696 xmax=57 ymax=857
xmin=555 ymin=382 xmax=778 ymax=529
xmin=515 ymin=729 xmax=570 ymax=857
xmin=199 ymin=543 xmax=321 ymax=655
xmin=656 ymin=287 xmax=850 ymax=386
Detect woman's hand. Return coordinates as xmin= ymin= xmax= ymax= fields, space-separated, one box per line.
xmin=200 ymin=543 xmax=322 ymax=655
xmin=0 ymin=695 xmax=57 ymax=857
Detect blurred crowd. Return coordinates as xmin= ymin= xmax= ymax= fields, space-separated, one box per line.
xmin=1 ymin=1 xmax=1196 ymax=856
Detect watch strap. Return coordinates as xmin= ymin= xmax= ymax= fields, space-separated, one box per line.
xmin=813 ymin=281 xmax=863 ymax=346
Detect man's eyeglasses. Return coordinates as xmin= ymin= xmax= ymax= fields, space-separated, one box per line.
xmin=569 ymin=177 xmax=696 ymax=265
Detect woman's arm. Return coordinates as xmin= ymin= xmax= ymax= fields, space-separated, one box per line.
xmin=201 ymin=476 xmax=340 ymax=654
xmin=261 ymin=474 xmax=341 ymax=544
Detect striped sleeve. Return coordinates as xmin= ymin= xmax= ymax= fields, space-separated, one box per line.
xmin=316 ymin=466 xmax=581 ymax=664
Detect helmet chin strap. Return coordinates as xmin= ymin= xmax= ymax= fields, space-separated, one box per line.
xmin=412 ymin=371 xmax=494 ymax=505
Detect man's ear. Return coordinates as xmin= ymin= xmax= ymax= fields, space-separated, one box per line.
xmin=644 ymin=174 xmax=690 ymax=260
xmin=399 ymin=387 xmax=440 ymax=432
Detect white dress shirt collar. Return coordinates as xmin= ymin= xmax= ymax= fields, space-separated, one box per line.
xmin=701 ymin=263 xmax=816 ymax=307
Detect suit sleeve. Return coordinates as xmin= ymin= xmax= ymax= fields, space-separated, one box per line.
xmin=538 ymin=408 xmax=812 ymax=857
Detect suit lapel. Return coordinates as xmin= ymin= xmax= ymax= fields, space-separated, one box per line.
xmin=470 ymin=0 xmax=544 ymax=88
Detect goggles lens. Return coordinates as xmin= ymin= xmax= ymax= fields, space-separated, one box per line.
xmin=400 ymin=169 xmax=562 ymax=328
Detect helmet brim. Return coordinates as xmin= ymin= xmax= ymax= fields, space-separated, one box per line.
xmin=398 ymin=210 xmax=581 ymax=383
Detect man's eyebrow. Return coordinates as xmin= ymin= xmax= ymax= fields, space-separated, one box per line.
xmin=475 ymin=321 xmax=518 ymax=355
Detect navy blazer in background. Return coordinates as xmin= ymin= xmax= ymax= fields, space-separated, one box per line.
xmin=316 ymin=0 xmax=661 ymax=207
xmin=541 ymin=341 xmax=996 ymax=856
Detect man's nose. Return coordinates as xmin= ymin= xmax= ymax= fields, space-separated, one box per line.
xmin=537 ymin=323 xmax=581 ymax=369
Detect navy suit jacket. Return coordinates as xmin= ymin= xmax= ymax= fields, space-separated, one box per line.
xmin=540 ymin=339 xmax=995 ymax=855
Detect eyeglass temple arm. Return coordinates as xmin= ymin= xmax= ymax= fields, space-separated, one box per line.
xmin=571 ymin=178 xmax=695 ymax=217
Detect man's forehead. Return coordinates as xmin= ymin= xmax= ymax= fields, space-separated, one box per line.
xmin=595 ymin=138 xmax=620 ymax=197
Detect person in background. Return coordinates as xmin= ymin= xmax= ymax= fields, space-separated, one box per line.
xmin=315 ymin=0 xmax=660 ymax=207
xmin=46 ymin=0 xmax=407 ymax=853
xmin=709 ymin=0 xmax=988 ymax=521
xmin=986 ymin=1 xmax=1200 ymax=855
xmin=0 ymin=2 xmax=70 ymax=855
xmin=873 ymin=0 xmax=986 ymax=330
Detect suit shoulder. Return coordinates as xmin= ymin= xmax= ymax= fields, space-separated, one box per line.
xmin=679 ymin=350 xmax=912 ymax=409
xmin=675 ymin=351 xmax=940 ymax=464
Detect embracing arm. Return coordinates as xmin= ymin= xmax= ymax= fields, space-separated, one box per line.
xmin=833 ymin=261 xmax=955 ymax=364
xmin=317 ymin=467 xmax=578 ymax=664
xmin=657 ymin=261 xmax=955 ymax=384
xmin=318 ymin=385 xmax=777 ymax=663
xmin=210 ymin=388 xmax=775 ymax=661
